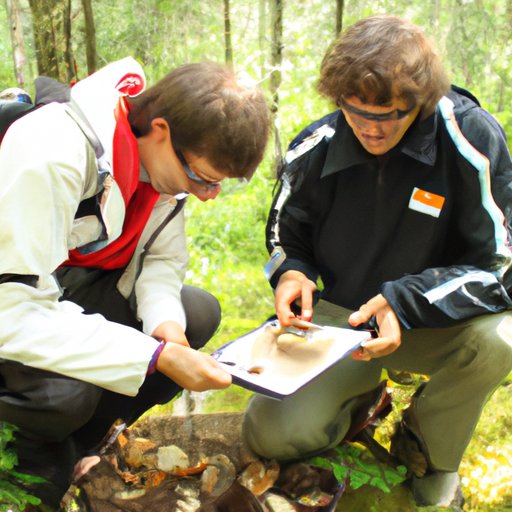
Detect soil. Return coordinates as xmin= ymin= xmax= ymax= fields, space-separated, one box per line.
xmin=63 ymin=412 xmax=418 ymax=512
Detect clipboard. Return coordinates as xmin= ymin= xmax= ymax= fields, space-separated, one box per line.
xmin=212 ymin=320 xmax=372 ymax=400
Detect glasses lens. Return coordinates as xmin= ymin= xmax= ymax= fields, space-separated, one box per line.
xmin=176 ymin=149 xmax=221 ymax=190
xmin=339 ymin=99 xmax=412 ymax=122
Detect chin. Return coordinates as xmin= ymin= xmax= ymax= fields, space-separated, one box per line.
xmin=364 ymin=145 xmax=389 ymax=156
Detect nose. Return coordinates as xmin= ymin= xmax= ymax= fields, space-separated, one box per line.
xmin=193 ymin=183 xmax=222 ymax=202
xmin=355 ymin=117 xmax=386 ymax=135
xmin=353 ymin=115 xmax=379 ymax=129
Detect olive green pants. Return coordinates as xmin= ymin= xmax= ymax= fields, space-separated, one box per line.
xmin=242 ymin=300 xmax=512 ymax=471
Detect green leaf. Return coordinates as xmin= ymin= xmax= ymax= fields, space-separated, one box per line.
xmin=0 ymin=449 xmax=17 ymax=471
xmin=0 ymin=480 xmax=42 ymax=507
xmin=369 ymin=475 xmax=392 ymax=493
xmin=308 ymin=456 xmax=333 ymax=471
xmin=383 ymin=465 xmax=408 ymax=486
xmin=331 ymin=462 xmax=349 ymax=482
xmin=0 ymin=423 xmax=18 ymax=451
xmin=10 ymin=469 xmax=48 ymax=485
xmin=306 ymin=442 xmax=407 ymax=494
xmin=348 ymin=468 xmax=372 ymax=490
xmin=0 ymin=483 xmax=24 ymax=507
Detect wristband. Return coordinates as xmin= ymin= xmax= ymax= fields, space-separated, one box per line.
xmin=147 ymin=341 xmax=166 ymax=375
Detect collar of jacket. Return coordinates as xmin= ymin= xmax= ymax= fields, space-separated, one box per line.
xmin=321 ymin=108 xmax=439 ymax=178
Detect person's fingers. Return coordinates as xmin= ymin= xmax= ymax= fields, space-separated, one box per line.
xmin=351 ymin=336 xmax=401 ymax=361
xmin=299 ymin=280 xmax=316 ymax=321
xmin=156 ymin=344 xmax=232 ymax=391
xmin=348 ymin=310 xmax=367 ymax=327
xmin=206 ymin=357 xmax=233 ymax=389
xmin=275 ymin=299 xmax=295 ymax=327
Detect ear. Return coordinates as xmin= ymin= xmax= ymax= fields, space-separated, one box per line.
xmin=149 ymin=117 xmax=172 ymax=144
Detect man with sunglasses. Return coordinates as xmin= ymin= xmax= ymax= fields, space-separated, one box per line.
xmin=0 ymin=58 xmax=270 ymax=507
xmin=243 ymin=15 xmax=512 ymax=509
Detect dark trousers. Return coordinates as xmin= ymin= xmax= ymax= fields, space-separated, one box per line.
xmin=0 ymin=267 xmax=221 ymax=509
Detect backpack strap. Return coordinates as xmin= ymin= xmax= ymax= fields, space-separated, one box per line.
xmin=64 ymin=101 xmax=105 ymax=162
xmin=127 ymin=197 xmax=186 ymax=309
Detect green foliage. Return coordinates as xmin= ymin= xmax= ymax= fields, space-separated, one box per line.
xmin=185 ymin=164 xmax=276 ymax=352
xmin=308 ymin=443 xmax=407 ymax=495
xmin=0 ymin=422 xmax=46 ymax=512
xmin=202 ymin=385 xmax=253 ymax=414
xmin=0 ymin=6 xmax=15 ymax=90
xmin=460 ymin=383 xmax=512 ymax=510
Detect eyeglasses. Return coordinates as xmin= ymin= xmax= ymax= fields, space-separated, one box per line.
xmin=175 ymin=149 xmax=221 ymax=190
xmin=337 ymin=98 xmax=415 ymax=122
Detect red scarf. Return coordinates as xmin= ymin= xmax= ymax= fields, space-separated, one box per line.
xmin=65 ymin=98 xmax=160 ymax=269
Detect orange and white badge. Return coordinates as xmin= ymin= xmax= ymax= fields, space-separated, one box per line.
xmin=408 ymin=187 xmax=445 ymax=218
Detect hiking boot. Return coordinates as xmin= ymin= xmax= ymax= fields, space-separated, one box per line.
xmin=390 ymin=416 xmax=465 ymax=510
xmin=412 ymin=471 xmax=465 ymax=510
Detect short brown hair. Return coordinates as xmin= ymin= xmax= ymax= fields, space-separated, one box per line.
xmin=317 ymin=15 xmax=450 ymax=117
xmin=128 ymin=62 xmax=270 ymax=179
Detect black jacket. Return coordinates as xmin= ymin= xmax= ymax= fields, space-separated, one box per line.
xmin=266 ymin=90 xmax=512 ymax=329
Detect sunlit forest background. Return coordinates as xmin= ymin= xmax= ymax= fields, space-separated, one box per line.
xmin=1 ymin=1 xmax=512 ymax=510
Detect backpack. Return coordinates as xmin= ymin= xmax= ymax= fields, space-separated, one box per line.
xmin=0 ymin=78 xmax=106 ymax=161
xmin=0 ymin=88 xmax=36 ymax=143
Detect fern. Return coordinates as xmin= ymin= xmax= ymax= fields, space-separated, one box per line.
xmin=308 ymin=443 xmax=407 ymax=494
xmin=0 ymin=422 xmax=46 ymax=511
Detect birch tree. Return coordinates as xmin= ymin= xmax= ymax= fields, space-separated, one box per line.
xmin=82 ymin=0 xmax=97 ymax=75
xmin=335 ymin=0 xmax=344 ymax=35
xmin=270 ymin=0 xmax=283 ymax=168
xmin=4 ymin=0 xmax=26 ymax=87
xmin=223 ymin=0 xmax=233 ymax=65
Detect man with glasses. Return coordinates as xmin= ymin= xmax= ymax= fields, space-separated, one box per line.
xmin=0 ymin=58 xmax=270 ymax=507
xmin=243 ymin=15 xmax=512 ymax=509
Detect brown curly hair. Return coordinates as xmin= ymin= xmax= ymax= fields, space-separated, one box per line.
xmin=317 ymin=15 xmax=450 ymax=117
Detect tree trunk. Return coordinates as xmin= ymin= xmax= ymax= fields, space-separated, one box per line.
xmin=4 ymin=0 xmax=27 ymax=88
xmin=27 ymin=0 xmax=75 ymax=82
xmin=430 ymin=0 xmax=441 ymax=33
xmin=270 ymin=0 xmax=283 ymax=171
xmin=223 ymin=0 xmax=233 ymax=66
xmin=496 ymin=78 xmax=504 ymax=113
xmin=258 ymin=0 xmax=266 ymax=79
xmin=270 ymin=0 xmax=282 ymax=114
xmin=81 ymin=0 xmax=97 ymax=75
xmin=335 ymin=0 xmax=344 ymax=36
xmin=62 ymin=0 xmax=75 ymax=81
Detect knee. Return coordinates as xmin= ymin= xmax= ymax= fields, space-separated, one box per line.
xmin=1 ymin=383 xmax=101 ymax=442
xmin=242 ymin=397 xmax=300 ymax=460
xmin=494 ymin=315 xmax=512 ymax=371
xmin=181 ymin=286 xmax=221 ymax=349
xmin=242 ymin=395 xmax=349 ymax=461
xmin=462 ymin=314 xmax=512 ymax=385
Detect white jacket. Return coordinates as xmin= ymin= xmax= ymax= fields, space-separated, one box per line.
xmin=0 ymin=58 xmax=188 ymax=396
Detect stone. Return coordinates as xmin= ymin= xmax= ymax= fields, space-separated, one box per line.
xmin=156 ymin=444 xmax=190 ymax=472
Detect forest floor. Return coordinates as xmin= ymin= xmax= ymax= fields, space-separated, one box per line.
xmin=62 ymin=376 xmax=512 ymax=512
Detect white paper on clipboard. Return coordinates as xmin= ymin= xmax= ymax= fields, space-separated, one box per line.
xmin=212 ymin=320 xmax=372 ymax=400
